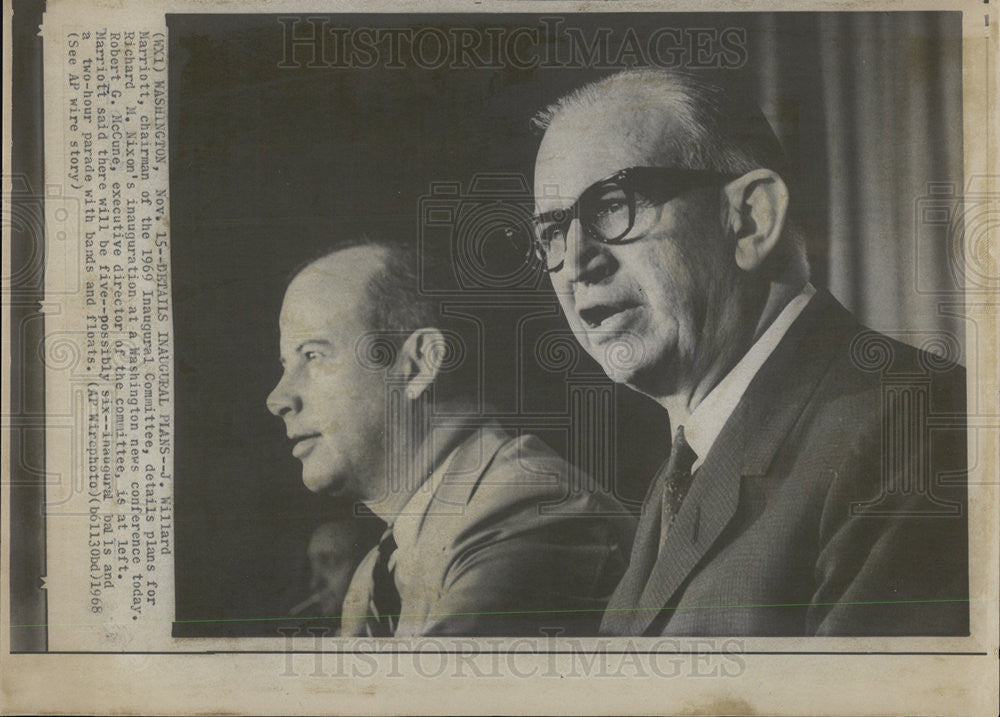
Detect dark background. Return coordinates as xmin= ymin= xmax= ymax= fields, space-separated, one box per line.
xmin=167 ymin=12 xmax=962 ymax=636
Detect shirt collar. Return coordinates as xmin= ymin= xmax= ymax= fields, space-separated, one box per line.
xmin=685 ymin=283 xmax=816 ymax=471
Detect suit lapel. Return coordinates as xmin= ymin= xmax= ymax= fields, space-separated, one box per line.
xmin=398 ymin=423 xmax=507 ymax=577
xmin=628 ymin=406 xmax=746 ymax=635
xmin=422 ymin=424 xmax=507 ymax=520
xmin=600 ymin=461 xmax=669 ymax=635
xmin=625 ymin=290 xmax=851 ymax=635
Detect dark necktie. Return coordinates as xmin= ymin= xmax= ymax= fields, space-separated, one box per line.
xmin=599 ymin=425 xmax=699 ymax=635
xmin=368 ymin=528 xmax=400 ymax=637
xmin=659 ymin=425 xmax=698 ymax=542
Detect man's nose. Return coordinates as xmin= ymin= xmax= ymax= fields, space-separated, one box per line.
xmin=266 ymin=373 xmax=300 ymax=417
xmin=561 ymin=220 xmax=615 ymax=284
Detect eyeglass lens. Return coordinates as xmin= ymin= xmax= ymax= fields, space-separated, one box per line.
xmin=533 ymin=180 xmax=633 ymax=271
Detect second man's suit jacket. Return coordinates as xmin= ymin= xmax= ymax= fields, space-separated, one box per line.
xmin=601 ymin=290 xmax=968 ymax=637
xmin=341 ymin=424 xmax=636 ymax=637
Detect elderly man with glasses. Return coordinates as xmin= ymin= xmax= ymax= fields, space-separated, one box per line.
xmin=527 ymin=69 xmax=968 ymax=637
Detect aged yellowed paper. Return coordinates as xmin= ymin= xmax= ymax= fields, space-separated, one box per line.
xmin=3 ymin=0 xmax=997 ymax=714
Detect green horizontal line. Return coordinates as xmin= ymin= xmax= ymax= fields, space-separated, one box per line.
xmin=9 ymin=598 xmax=971 ymax=630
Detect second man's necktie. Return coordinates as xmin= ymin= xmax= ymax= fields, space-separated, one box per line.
xmin=368 ymin=528 xmax=401 ymax=637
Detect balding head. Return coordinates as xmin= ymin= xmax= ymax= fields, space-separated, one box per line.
xmin=533 ymin=69 xmax=792 ymax=180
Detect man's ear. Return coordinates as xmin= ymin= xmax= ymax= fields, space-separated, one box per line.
xmin=721 ymin=169 xmax=789 ymax=272
xmin=396 ymin=328 xmax=447 ymax=400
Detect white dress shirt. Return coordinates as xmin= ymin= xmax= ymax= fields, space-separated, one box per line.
xmin=685 ymin=283 xmax=816 ymax=471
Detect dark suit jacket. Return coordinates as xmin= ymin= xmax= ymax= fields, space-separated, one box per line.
xmin=601 ymin=290 xmax=968 ymax=636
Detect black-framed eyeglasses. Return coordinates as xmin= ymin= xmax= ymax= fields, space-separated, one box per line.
xmin=525 ymin=167 xmax=733 ymax=273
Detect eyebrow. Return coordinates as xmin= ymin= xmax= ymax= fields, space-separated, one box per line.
xmin=533 ymin=207 xmax=573 ymax=224
xmin=296 ymin=339 xmax=332 ymax=352
xmin=280 ymin=339 xmax=333 ymax=365
xmin=533 ymin=174 xmax=618 ymax=223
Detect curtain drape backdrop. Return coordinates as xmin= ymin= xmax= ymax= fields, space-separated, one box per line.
xmin=752 ymin=12 xmax=964 ymax=358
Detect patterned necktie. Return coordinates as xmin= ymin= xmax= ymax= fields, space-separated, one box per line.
xmin=368 ymin=528 xmax=400 ymax=637
xmin=599 ymin=424 xmax=700 ymax=636
xmin=660 ymin=425 xmax=698 ymax=538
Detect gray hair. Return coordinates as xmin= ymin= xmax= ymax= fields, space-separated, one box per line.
xmin=533 ymin=69 xmax=809 ymax=283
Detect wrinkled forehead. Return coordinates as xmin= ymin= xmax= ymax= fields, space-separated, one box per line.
xmin=533 ymin=104 xmax=683 ymax=211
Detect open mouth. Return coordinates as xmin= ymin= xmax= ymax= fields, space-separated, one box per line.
xmin=291 ymin=433 xmax=321 ymax=457
xmin=578 ymin=302 xmax=639 ymax=329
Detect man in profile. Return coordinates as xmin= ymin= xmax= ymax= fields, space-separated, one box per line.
xmin=528 ymin=69 xmax=968 ymax=636
xmin=267 ymin=236 xmax=634 ymax=637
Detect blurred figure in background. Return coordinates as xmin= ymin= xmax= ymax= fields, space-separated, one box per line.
xmin=289 ymin=520 xmax=375 ymax=633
